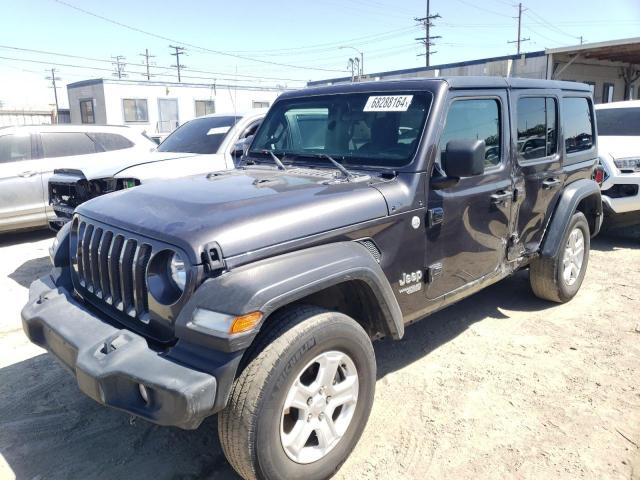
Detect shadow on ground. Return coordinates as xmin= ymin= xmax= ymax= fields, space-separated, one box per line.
xmin=8 ymin=256 xmax=50 ymax=288
xmin=0 ymin=229 xmax=53 ymax=248
xmin=0 ymin=269 xmax=555 ymax=480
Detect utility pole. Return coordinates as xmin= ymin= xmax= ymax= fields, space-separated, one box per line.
xmin=579 ymin=36 xmax=584 ymax=45
xmin=169 ymin=45 xmax=186 ymax=82
xmin=415 ymin=0 xmax=441 ymax=67
xmin=347 ymin=58 xmax=356 ymax=83
xmin=45 ymin=68 xmax=60 ymax=123
xmin=139 ymin=48 xmax=155 ymax=80
xmin=111 ymin=55 xmax=127 ymax=79
xmin=508 ymin=3 xmax=530 ymax=55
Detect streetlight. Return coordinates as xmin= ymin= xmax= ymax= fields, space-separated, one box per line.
xmin=339 ymin=46 xmax=364 ymax=80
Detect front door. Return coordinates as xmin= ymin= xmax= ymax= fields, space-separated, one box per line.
xmin=158 ymin=98 xmax=179 ymax=134
xmin=425 ymin=90 xmax=513 ymax=300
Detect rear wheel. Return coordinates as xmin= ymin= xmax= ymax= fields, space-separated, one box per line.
xmin=530 ymin=211 xmax=590 ymax=303
xmin=218 ymin=306 xmax=375 ymax=480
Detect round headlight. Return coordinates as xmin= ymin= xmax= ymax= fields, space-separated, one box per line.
xmin=169 ymin=252 xmax=187 ymax=291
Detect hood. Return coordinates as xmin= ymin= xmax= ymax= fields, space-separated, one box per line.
xmin=63 ymin=150 xmax=202 ymax=180
xmin=598 ymin=136 xmax=640 ymax=160
xmin=77 ymin=167 xmax=389 ymax=262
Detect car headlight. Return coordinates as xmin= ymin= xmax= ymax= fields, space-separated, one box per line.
xmin=613 ymin=157 xmax=640 ymax=171
xmin=169 ymin=252 xmax=187 ymax=291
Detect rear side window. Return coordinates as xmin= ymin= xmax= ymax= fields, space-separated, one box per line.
xmin=596 ymin=107 xmax=640 ymax=136
xmin=41 ymin=132 xmax=98 ymax=158
xmin=439 ymin=98 xmax=501 ymax=168
xmin=88 ymin=132 xmax=134 ymax=151
xmin=517 ymin=97 xmax=557 ymax=161
xmin=0 ymin=134 xmax=31 ymax=163
xmin=563 ymin=97 xmax=594 ymax=154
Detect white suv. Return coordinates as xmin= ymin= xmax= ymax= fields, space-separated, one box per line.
xmin=48 ymin=110 xmax=265 ymax=229
xmin=0 ymin=125 xmax=156 ymax=233
xmin=595 ymin=101 xmax=640 ymax=226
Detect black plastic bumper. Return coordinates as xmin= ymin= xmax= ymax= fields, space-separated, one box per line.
xmin=22 ymin=273 xmax=219 ymax=430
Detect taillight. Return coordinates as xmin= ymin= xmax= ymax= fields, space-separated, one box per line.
xmin=593 ymin=166 xmax=605 ymax=185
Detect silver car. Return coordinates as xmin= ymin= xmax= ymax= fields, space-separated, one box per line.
xmin=0 ymin=125 xmax=156 ymax=233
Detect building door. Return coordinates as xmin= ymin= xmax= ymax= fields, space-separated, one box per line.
xmin=425 ymin=91 xmax=513 ymax=300
xmin=158 ymin=98 xmax=179 ymax=133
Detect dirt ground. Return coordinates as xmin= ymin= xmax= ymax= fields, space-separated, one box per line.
xmin=0 ymin=228 xmax=638 ymax=480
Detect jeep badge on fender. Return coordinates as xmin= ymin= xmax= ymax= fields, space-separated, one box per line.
xmin=23 ymin=77 xmax=601 ymax=480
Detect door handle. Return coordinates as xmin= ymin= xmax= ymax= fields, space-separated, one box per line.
xmin=490 ymin=191 xmax=512 ymax=205
xmin=19 ymin=170 xmax=38 ymax=178
xmin=542 ymin=178 xmax=561 ymax=189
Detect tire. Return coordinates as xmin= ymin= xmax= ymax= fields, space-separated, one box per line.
xmin=218 ymin=305 xmax=376 ymax=480
xmin=530 ymin=211 xmax=590 ymax=303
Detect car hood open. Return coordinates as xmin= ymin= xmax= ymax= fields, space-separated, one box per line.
xmin=77 ymin=167 xmax=389 ymax=263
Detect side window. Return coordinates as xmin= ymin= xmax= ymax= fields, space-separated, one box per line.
xmin=0 ymin=134 xmax=31 ymax=163
xmin=41 ymin=132 xmax=98 ymax=158
xmin=88 ymin=132 xmax=134 ymax=151
xmin=195 ymin=100 xmax=215 ymax=117
xmin=438 ymin=98 xmax=501 ymax=168
xmin=563 ymin=97 xmax=594 ymax=156
xmin=517 ymin=97 xmax=557 ymax=161
xmin=80 ymin=99 xmax=95 ymax=124
xmin=123 ymin=99 xmax=149 ymax=123
xmin=240 ymin=120 xmax=262 ymax=140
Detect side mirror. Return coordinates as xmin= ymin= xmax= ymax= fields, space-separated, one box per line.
xmin=442 ymin=139 xmax=486 ymax=178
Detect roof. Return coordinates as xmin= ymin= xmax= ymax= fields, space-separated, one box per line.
xmin=0 ymin=124 xmax=134 ymax=134
xmin=546 ymin=37 xmax=640 ymax=64
xmin=594 ymin=100 xmax=640 ymax=110
xmin=307 ymin=51 xmax=546 ymax=86
xmin=283 ymin=76 xmax=591 ymax=100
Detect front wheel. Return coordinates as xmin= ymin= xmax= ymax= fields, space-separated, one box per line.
xmin=218 ymin=306 xmax=376 ymax=480
xmin=530 ymin=211 xmax=590 ymax=303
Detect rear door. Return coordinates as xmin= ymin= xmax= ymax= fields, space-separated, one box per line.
xmin=510 ymin=90 xmax=563 ymax=252
xmin=425 ymin=89 xmax=513 ymax=300
xmin=0 ymin=132 xmax=45 ymax=231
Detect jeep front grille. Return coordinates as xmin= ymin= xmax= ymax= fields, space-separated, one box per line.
xmin=73 ymin=218 xmax=152 ymax=323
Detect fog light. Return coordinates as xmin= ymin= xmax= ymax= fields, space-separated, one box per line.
xmin=139 ymin=383 xmax=150 ymax=404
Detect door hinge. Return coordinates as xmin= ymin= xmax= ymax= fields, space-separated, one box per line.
xmin=427 ymin=207 xmax=444 ymax=228
xmin=426 ymin=263 xmax=443 ymax=283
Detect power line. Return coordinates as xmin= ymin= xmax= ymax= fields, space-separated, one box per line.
xmin=507 ymin=3 xmax=529 ymax=54
xmin=169 ymin=45 xmax=186 ymax=82
xmin=51 ymin=0 xmax=348 ymax=73
xmin=415 ymin=0 xmax=441 ymax=67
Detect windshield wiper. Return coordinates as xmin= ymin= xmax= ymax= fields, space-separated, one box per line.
xmin=262 ymin=150 xmax=287 ymax=171
xmin=320 ymin=154 xmax=355 ymax=182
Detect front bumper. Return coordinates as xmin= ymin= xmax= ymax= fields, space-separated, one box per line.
xmin=601 ymin=171 xmax=640 ymax=215
xmin=22 ymin=273 xmax=218 ymax=430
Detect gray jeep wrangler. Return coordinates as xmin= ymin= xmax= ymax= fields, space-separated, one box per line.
xmin=23 ymin=77 xmax=602 ymax=480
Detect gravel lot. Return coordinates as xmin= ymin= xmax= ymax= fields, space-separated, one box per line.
xmin=0 ymin=228 xmax=638 ymax=480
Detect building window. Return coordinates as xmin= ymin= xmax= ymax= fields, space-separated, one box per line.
xmin=79 ymin=99 xmax=95 ymax=124
xmin=195 ymin=100 xmax=215 ymax=117
xmin=252 ymin=101 xmax=270 ymax=109
xmin=517 ymin=97 xmax=557 ymax=161
xmin=563 ymin=97 xmax=594 ymax=155
xmin=122 ymin=99 xmax=149 ymax=123
xmin=602 ymin=83 xmax=614 ymax=103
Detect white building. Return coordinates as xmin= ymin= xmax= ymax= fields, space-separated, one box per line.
xmin=310 ymin=37 xmax=640 ymax=105
xmin=66 ymin=78 xmax=283 ymax=137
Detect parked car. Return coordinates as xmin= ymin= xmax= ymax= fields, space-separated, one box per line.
xmin=595 ymin=100 xmax=640 ymax=228
xmin=47 ymin=110 xmax=265 ymax=229
xmin=0 ymin=125 xmax=156 ymax=233
xmin=23 ymin=77 xmax=601 ymax=480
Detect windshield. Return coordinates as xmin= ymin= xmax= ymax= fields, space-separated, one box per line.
xmin=157 ymin=116 xmax=240 ymax=154
xmin=596 ymin=108 xmax=640 ymax=136
xmin=250 ymin=92 xmax=432 ymax=168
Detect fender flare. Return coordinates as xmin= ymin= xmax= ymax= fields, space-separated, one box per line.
xmin=175 ymin=241 xmax=404 ymax=352
xmin=540 ymin=179 xmax=602 ymax=260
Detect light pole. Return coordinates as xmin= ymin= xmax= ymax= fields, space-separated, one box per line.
xmin=339 ymin=46 xmax=363 ymax=80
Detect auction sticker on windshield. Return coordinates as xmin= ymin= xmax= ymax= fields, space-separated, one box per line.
xmin=364 ymin=95 xmax=413 ymax=112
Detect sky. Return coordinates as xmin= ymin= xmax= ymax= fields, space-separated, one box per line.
xmin=0 ymin=0 xmax=639 ymax=109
